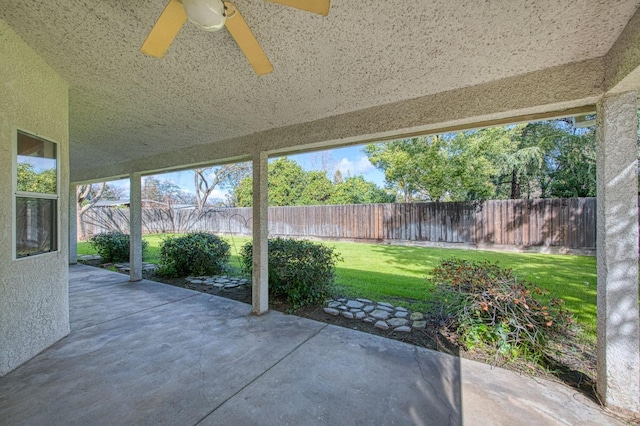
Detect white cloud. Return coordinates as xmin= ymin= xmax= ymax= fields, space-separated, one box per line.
xmin=335 ymin=156 xmax=375 ymax=176
xmin=207 ymin=188 xmax=228 ymax=199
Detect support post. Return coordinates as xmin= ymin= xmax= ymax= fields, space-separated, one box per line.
xmin=252 ymin=151 xmax=269 ymax=314
xmin=69 ymin=185 xmax=77 ymax=265
xmin=129 ymin=173 xmax=143 ymax=282
xmin=596 ymin=91 xmax=640 ymax=413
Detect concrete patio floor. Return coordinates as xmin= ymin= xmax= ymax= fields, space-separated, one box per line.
xmin=0 ymin=264 xmax=625 ymax=425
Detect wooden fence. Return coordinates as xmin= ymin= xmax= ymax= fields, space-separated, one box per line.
xmin=81 ymin=198 xmax=598 ymax=254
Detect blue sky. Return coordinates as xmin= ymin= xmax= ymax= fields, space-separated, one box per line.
xmin=108 ymin=145 xmax=385 ymax=200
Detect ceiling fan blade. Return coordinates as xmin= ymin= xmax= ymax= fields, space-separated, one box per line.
xmin=141 ymin=0 xmax=188 ymax=58
xmin=224 ymin=2 xmax=273 ymax=76
xmin=265 ymin=0 xmax=330 ymax=16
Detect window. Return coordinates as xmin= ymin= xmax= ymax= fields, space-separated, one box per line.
xmin=15 ymin=131 xmax=58 ymax=258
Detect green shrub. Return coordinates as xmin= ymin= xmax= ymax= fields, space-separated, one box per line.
xmin=240 ymin=238 xmax=342 ymax=308
xmin=429 ymin=258 xmax=574 ymax=362
xmin=158 ymin=232 xmax=230 ymax=277
xmin=88 ymin=232 xmax=148 ymax=263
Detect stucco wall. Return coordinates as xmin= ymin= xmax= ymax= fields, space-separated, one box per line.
xmin=0 ymin=19 xmax=70 ymax=376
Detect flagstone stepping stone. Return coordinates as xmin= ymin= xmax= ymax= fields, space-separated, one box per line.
xmin=323 ymin=297 xmax=431 ymax=335
xmin=323 ymin=308 xmax=340 ymax=316
xmin=412 ymin=321 xmax=427 ymax=329
xmin=375 ymin=305 xmax=395 ymax=313
xmin=387 ymin=318 xmax=408 ymax=327
xmin=79 ymin=254 xmax=101 ymax=261
xmin=374 ymin=321 xmax=389 ymax=330
xmin=370 ymin=309 xmax=391 ymax=320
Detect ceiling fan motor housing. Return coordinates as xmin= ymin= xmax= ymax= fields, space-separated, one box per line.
xmin=182 ymin=0 xmax=226 ymax=31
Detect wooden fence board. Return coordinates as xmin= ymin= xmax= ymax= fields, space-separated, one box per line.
xmin=82 ymin=197 xmax=608 ymax=252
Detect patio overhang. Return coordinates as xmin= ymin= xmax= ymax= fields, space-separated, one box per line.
xmin=1 ymin=1 xmax=639 ymax=184
xmin=3 ymin=0 xmax=640 ymax=416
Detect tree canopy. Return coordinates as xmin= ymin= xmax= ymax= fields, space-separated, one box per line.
xmin=234 ymin=158 xmax=391 ymax=207
xmin=17 ymin=163 xmax=56 ymax=194
xmin=364 ymin=119 xmax=599 ymax=201
xmin=194 ymin=163 xmax=251 ymax=208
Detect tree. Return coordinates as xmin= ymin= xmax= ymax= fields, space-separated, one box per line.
xmin=234 ymin=157 xmax=392 ymax=207
xmin=490 ymin=120 xmax=597 ymax=199
xmin=366 ymin=119 xmax=599 ymax=202
xmin=364 ymin=139 xmax=426 ymax=202
xmin=236 ymin=158 xmax=321 ymax=207
xmin=142 ymin=177 xmax=190 ymax=207
xmin=193 ymin=163 xmax=251 ymax=209
xmin=77 ymin=183 xmax=107 ymax=240
xmin=101 ymin=184 xmax=125 ymax=201
xmin=234 ymin=176 xmax=254 ymax=207
xmin=547 ymin=124 xmax=596 ymax=198
xmin=365 ymin=135 xmax=497 ymax=202
xmin=330 ymin=176 xmax=394 ymax=204
xmin=333 ymin=169 xmax=344 ymax=185
xmin=17 ymin=163 xmax=56 ymax=193
xmin=301 ymin=171 xmax=333 ymax=205
xmin=444 ymin=132 xmax=501 ymax=201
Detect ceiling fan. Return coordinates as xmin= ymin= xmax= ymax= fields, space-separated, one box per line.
xmin=141 ymin=0 xmax=330 ymax=76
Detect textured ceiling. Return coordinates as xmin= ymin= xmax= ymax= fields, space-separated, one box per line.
xmin=1 ymin=0 xmax=640 ymax=178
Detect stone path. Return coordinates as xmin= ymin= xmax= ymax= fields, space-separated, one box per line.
xmin=186 ymin=275 xmax=250 ymax=290
xmin=324 ymin=298 xmax=425 ymax=332
xmin=114 ymin=262 xmax=159 ymax=273
xmin=77 ymin=256 xmax=159 ymax=273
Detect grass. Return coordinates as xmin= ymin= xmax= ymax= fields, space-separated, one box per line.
xmin=330 ymin=242 xmax=596 ymax=341
xmin=77 ymin=234 xmax=597 ymax=340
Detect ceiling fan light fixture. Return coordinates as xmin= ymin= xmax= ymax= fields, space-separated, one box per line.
xmin=182 ymin=0 xmax=226 ymax=31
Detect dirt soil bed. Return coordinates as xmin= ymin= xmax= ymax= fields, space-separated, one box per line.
xmin=144 ymin=271 xmax=599 ymax=403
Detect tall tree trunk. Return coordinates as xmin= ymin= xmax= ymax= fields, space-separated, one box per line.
xmin=510 ymin=169 xmax=521 ymax=199
xmin=77 ymin=183 xmax=106 ymax=240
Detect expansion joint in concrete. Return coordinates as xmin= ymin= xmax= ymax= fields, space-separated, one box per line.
xmin=194 ymin=323 xmax=328 ymax=425
xmin=413 ymin=347 xmax=455 ymax=426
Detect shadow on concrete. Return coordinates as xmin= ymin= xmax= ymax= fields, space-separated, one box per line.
xmin=0 ymin=265 xmax=624 ymax=425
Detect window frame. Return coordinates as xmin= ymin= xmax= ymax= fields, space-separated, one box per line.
xmin=13 ymin=128 xmax=60 ymax=260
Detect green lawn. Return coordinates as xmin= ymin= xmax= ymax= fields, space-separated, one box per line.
xmin=330 ymin=242 xmax=596 ymax=339
xmin=77 ymin=234 xmax=597 ymax=340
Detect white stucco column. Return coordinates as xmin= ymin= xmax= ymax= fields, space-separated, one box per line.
xmin=129 ymin=173 xmax=143 ymax=282
xmin=252 ymin=151 xmax=269 ymax=314
xmin=69 ymin=185 xmax=77 ymax=265
xmin=596 ymin=91 xmax=640 ymax=413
